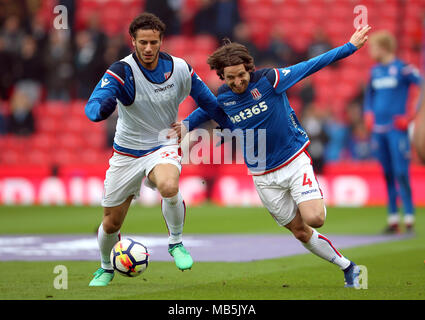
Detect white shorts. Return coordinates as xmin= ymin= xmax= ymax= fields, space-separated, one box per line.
xmin=252 ymin=152 xmax=323 ymax=227
xmin=101 ymin=145 xmax=182 ymax=207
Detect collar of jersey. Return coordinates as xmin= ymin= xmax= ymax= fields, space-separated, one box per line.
xmin=132 ymin=52 xmax=174 ymax=85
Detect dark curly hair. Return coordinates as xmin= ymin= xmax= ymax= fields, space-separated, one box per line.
xmin=129 ymin=12 xmax=166 ymax=39
xmin=207 ymin=39 xmax=255 ymax=80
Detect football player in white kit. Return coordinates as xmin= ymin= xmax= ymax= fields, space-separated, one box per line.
xmin=85 ymin=13 xmax=233 ymax=286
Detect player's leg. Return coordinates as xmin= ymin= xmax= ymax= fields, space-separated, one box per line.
xmin=99 ymin=195 xmax=133 ymax=268
xmin=388 ymin=130 xmax=414 ymax=232
xmin=287 ymin=151 xmax=359 ymax=286
xmin=90 ymin=153 xmax=144 ymax=286
xmin=148 ymin=163 xmax=186 ymax=245
xmin=146 ymin=149 xmax=192 ymax=271
xmin=297 ymin=198 xmax=326 ymax=228
xmin=284 ymin=209 xmax=359 ymax=288
xmin=372 ymin=132 xmax=400 ymax=232
xmin=289 ymin=151 xmax=326 ymax=228
xmin=89 ymin=196 xmax=133 ymax=287
xmin=253 ymin=170 xmax=359 ymax=287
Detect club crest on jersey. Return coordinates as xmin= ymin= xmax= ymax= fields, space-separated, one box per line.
xmin=389 ymin=65 xmax=398 ymax=76
xmin=250 ymin=88 xmax=262 ymax=100
xmin=164 ymin=72 xmax=171 ymax=80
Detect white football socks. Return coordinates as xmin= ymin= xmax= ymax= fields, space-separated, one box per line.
xmin=97 ymin=223 xmax=120 ymax=270
xmin=302 ymin=229 xmax=351 ymax=270
xmin=161 ymin=192 xmax=186 ymax=245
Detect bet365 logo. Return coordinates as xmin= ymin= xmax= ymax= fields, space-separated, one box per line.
xmin=230 ymin=102 xmax=268 ymax=124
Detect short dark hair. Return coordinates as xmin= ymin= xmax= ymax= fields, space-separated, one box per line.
xmin=129 ymin=12 xmax=166 ymax=39
xmin=207 ymin=39 xmax=255 ymax=80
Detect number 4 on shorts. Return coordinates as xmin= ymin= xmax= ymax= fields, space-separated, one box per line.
xmin=302 ymin=173 xmax=312 ymax=187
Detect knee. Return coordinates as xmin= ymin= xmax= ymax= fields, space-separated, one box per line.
xmin=157 ymin=179 xmax=179 ymax=198
xmin=308 ymin=208 xmax=326 ymax=228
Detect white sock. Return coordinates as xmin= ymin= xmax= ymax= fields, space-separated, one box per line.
xmin=97 ymin=223 xmax=120 ymax=270
xmin=302 ymin=229 xmax=351 ymax=270
xmin=404 ymin=215 xmax=414 ymax=225
xmin=161 ymin=192 xmax=185 ymax=245
xmin=388 ymin=214 xmax=400 ymax=225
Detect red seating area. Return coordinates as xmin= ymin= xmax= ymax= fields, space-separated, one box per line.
xmin=0 ymin=101 xmax=111 ymax=166
xmin=2 ymin=0 xmax=423 ymax=167
xmin=239 ymin=0 xmax=425 ymax=112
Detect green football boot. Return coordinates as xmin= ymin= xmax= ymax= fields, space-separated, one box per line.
xmin=168 ymin=243 xmax=193 ymax=271
xmin=88 ymin=268 xmax=114 ymax=287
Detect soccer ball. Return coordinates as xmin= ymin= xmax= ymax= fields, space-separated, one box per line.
xmin=110 ymin=238 xmax=149 ymax=277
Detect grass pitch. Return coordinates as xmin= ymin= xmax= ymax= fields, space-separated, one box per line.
xmin=0 ymin=205 xmax=424 ymax=300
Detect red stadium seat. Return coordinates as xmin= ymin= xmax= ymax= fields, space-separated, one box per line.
xmin=1 ymin=149 xmax=26 ymax=165
xmin=193 ymin=35 xmax=218 ymax=54
xmin=51 ymin=148 xmax=78 ymax=166
xmin=58 ymin=133 xmax=83 ymax=152
xmin=100 ymin=1 xmax=125 ymax=36
xmin=36 ymin=116 xmax=62 ymax=133
xmin=27 ymin=149 xmax=51 ymax=165
xmin=163 ymin=36 xmax=190 ymax=57
xmin=30 ymin=133 xmax=56 ymax=152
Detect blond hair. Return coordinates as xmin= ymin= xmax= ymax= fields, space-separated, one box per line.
xmin=369 ymin=30 xmax=397 ymax=53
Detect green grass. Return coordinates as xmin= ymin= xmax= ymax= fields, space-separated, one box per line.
xmin=0 ymin=205 xmax=424 ymax=300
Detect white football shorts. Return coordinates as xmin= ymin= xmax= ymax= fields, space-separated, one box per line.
xmin=252 ymin=151 xmax=323 ymax=227
xmin=101 ymin=145 xmax=181 ymax=207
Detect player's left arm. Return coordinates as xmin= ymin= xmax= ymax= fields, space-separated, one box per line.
xmin=394 ymin=64 xmax=424 ymax=130
xmin=167 ymin=66 xmax=234 ymax=143
xmin=268 ymin=26 xmax=371 ymax=94
xmin=168 ymin=107 xmax=211 ymax=143
xmin=183 ymin=107 xmax=213 ymax=132
xmin=187 ymin=66 xmax=234 ymax=131
xmin=404 ymin=63 xmax=424 ymax=114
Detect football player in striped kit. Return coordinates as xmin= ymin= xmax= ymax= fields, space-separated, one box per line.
xmin=172 ymin=26 xmax=371 ymax=288
xmin=85 ymin=13 xmax=233 ymax=286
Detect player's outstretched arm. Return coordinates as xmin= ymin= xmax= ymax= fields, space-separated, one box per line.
xmin=269 ymin=26 xmax=371 ymax=94
xmin=349 ymin=25 xmax=371 ymax=49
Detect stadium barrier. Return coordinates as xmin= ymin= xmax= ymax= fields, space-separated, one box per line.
xmin=0 ymin=162 xmax=424 ymax=206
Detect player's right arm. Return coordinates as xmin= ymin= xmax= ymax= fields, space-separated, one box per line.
xmin=186 ymin=65 xmax=234 ymax=131
xmin=85 ymin=62 xmax=133 ymax=122
xmin=266 ymin=26 xmax=371 ymax=94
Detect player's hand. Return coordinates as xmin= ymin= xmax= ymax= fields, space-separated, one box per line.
xmin=167 ymin=121 xmax=188 ymax=143
xmin=349 ymin=25 xmax=371 ymax=49
xmin=99 ymin=96 xmax=117 ymax=119
xmin=393 ymin=115 xmax=409 ymax=131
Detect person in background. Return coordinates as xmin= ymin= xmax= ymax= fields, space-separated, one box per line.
xmin=44 ymin=29 xmax=74 ymax=101
xmin=364 ymin=31 xmax=423 ymax=234
xmin=7 ymin=87 xmax=35 ymax=136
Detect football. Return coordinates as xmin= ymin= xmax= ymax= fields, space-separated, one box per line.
xmin=110 ymin=238 xmax=150 ymax=277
